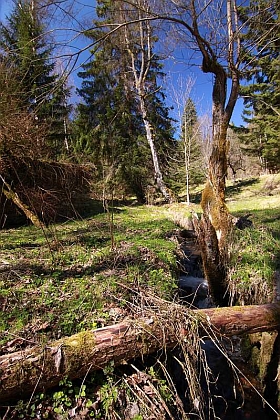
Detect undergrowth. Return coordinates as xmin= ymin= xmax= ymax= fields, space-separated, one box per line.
xmin=228 ymin=202 xmax=280 ymax=305
xmin=1 ymin=174 xmax=280 ymax=419
xmin=0 ymin=206 xmax=179 ymax=348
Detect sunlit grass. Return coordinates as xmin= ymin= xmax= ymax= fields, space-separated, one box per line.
xmin=1 ymin=174 xmax=280 ymax=418
xmin=226 ymin=174 xmax=280 ymax=304
xmin=228 ymin=195 xmax=280 ymax=213
xmin=0 ymin=204 xmax=180 ymax=346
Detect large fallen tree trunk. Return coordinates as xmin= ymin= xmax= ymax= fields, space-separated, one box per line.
xmin=1 ymin=302 xmax=280 ymax=404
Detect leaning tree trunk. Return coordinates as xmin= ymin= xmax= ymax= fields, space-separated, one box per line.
xmin=1 ymin=302 xmax=280 ymax=403
xmin=139 ymin=95 xmax=173 ymax=202
xmin=0 ymin=175 xmax=44 ymax=229
xmin=187 ymin=0 xmax=240 ymax=306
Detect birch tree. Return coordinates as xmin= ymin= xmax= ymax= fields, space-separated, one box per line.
xmin=118 ymin=0 xmax=175 ymax=202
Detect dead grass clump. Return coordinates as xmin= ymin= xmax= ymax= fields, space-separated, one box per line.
xmin=112 ymin=287 xmax=232 ymax=420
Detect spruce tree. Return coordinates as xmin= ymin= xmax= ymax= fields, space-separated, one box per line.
xmin=239 ymin=0 xmax=280 ymax=172
xmin=0 ymin=0 xmax=71 ymax=159
xmin=73 ymin=0 xmax=175 ymax=202
xmin=73 ymin=25 xmax=150 ymax=202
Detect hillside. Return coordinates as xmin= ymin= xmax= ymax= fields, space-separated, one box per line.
xmin=0 ymin=174 xmax=280 ymax=418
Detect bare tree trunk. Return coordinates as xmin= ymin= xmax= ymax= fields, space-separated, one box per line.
xmin=190 ymin=0 xmax=240 ymax=306
xmin=123 ymin=3 xmax=172 ymax=202
xmin=0 ymin=176 xmax=44 ymax=229
xmin=1 ymin=302 xmax=280 ymax=403
xmin=139 ymin=95 xmax=172 ymax=201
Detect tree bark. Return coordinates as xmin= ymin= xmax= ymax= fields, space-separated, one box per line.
xmin=0 ymin=176 xmax=44 ymax=229
xmin=1 ymin=303 xmax=280 ymax=404
xmin=191 ymin=0 xmax=240 ymax=306
xmin=123 ymin=7 xmax=173 ymax=203
xmin=139 ymin=95 xmax=172 ymax=202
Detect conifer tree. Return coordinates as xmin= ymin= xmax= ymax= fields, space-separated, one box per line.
xmin=73 ymin=0 xmax=175 ymax=202
xmin=180 ymin=98 xmax=204 ymax=203
xmin=0 ymin=0 xmax=71 ymax=159
xmin=239 ymin=0 xmax=280 ymax=172
xmin=73 ymin=19 xmax=150 ymax=202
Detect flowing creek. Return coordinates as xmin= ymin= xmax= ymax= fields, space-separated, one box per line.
xmin=175 ymin=228 xmax=274 ymax=419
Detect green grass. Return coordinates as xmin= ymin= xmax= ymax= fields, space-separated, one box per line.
xmin=1 ymin=177 xmax=279 ymax=345
xmin=1 ymin=175 xmax=280 ymax=418
xmin=0 ymin=205 xmax=180 ymax=348
xmin=226 ymin=174 xmax=280 ymax=304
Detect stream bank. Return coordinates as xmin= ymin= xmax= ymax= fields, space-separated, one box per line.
xmin=174 ymin=226 xmax=278 ymax=419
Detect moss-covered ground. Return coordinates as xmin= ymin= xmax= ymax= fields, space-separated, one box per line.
xmin=0 ymin=173 xmax=279 ymax=418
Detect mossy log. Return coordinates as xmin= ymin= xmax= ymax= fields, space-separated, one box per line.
xmin=1 ymin=303 xmax=280 ymax=404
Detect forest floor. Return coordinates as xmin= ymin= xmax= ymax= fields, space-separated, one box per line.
xmin=0 ymin=173 xmax=280 ymax=418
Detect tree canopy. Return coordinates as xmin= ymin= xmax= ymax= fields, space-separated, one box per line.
xmin=239 ymin=0 xmax=280 ymax=172
xmin=0 ymin=0 xmax=71 ymax=160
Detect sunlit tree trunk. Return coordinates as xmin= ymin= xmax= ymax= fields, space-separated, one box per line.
xmin=197 ymin=0 xmax=240 ymax=305
xmin=123 ymin=1 xmax=173 ymax=202
xmin=119 ymin=0 xmax=242 ymax=302
xmin=161 ymin=0 xmax=240 ymax=305
xmin=138 ymin=91 xmax=172 ymax=201
xmin=0 ymin=175 xmax=44 ymax=228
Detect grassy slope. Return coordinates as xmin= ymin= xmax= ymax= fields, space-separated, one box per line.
xmin=0 ymin=206 xmax=179 ymax=349
xmin=0 ymin=174 xmax=279 ymax=417
xmin=1 ymin=174 xmax=279 ymax=347
xmin=226 ymin=173 xmax=280 ymax=304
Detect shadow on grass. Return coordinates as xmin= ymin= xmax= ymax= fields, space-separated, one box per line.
xmin=187 ymin=178 xmax=259 ymax=204
xmin=0 ymin=199 xmax=130 ymax=231
xmin=232 ymin=207 xmax=280 ymax=271
xmin=189 ymin=192 xmax=202 ymax=204
xmin=226 ymin=178 xmax=259 ymax=198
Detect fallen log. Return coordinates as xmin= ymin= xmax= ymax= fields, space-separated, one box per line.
xmin=1 ymin=302 xmax=280 ymax=404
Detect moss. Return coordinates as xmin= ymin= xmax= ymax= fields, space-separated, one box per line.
xmin=200 ymin=182 xmax=232 ymax=269
xmin=62 ymin=331 xmax=96 ymax=373
xmin=259 ymin=331 xmax=278 ymax=382
xmin=242 ymin=332 xmax=278 ymax=384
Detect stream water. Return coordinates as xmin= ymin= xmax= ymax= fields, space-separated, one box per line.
xmin=175 ymin=228 xmax=273 ymax=419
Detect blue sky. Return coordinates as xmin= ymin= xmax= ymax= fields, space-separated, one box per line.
xmin=0 ymin=0 xmax=12 ymax=21
xmin=0 ymin=0 xmax=244 ymax=128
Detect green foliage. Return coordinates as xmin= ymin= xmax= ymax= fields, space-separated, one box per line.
xmin=1 ymin=175 xmax=280 ymax=417
xmin=53 ymin=378 xmax=74 ymax=414
xmin=0 ymin=204 xmax=178 ymax=347
xmin=0 ymin=0 xmax=71 ymax=159
xmin=72 ymin=0 xmax=175 ymax=202
xmin=239 ymin=0 xmax=280 ymax=172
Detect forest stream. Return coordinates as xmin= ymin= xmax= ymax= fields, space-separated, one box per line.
xmin=175 ymin=228 xmax=274 ymax=419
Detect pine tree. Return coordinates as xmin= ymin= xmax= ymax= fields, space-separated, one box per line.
xmin=73 ymin=22 xmax=150 ymax=202
xmin=73 ymin=0 xmax=175 ymax=202
xmin=0 ymin=0 xmax=71 ymax=159
xmin=239 ymin=0 xmax=280 ymax=172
